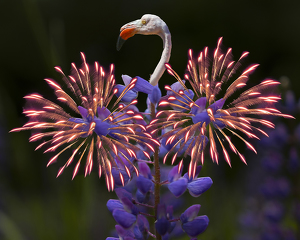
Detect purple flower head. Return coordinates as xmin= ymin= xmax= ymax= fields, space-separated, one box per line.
xmin=11 ymin=53 xmax=159 ymax=191
xmin=150 ymin=37 xmax=293 ymax=169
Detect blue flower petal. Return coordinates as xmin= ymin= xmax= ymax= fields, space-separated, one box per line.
xmin=187 ymin=177 xmax=213 ymax=197
xmin=149 ymin=85 xmax=162 ymax=105
xmin=137 ymin=214 xmax=150 ymax=233
xmin=94 ymin=119 xmax=111 ymax=136
xmin=115 ymin=84 xmax=138 ymax=102
xmin=190 ymin=97 xmax=206 ymax=115
xmin=213 ymin=119 xmax=226 ymax=129
xmin=155 ymin=217 xmax=170 ymax=236
xmin=183 ymin=165 xmax=202 ymax=182
xmin=136 ymin=176 xmax=153 ymax=194
xmin=192 ymin=111 xmax=210 ymax=125
xmin=121 ymin=197 xmax=139 ymax=216
xmin=168 ymin=81 xmax=186 ymax=94
xmin=209 ymin=98 xmax=225 ymax=113
xmin=168 ymin=164 xmax=182 ymax=183
xmin=97 ymin=106 xmax=111 ymax=120
xmin=121 ymin=74 xmax=132 ymax=86
xmin=133 ymin=225 xmax=144 ymax=240
xmin=180 ymin=204 xmax=201 ymax=223
xmin=113 ymin=209 xmax=137 ymax=229
xmin=115 ymin=224 xmax=135 ymax=238
xmin=162 ymin=233 xmax=170 ymax=240
xmin=171 ymin=89 xmax=194 ymax=110
xmin=168 ymin=177 xmax=188 ymax=197
xmin=132 ymin=76 xmax=154 ymax=94
xmin=115 ymin=188 xmax=132 ymax=201
xmin=68 ymin=117 xmax=87 ymax=125
xmin=136 ymin=189 xmax=146 ymax=203
xmin=138 ymin=162 xmax=152 ymax=179
xmin=213 ymin=112 xmax=226 ymax=129
xmin=182 ymin=215 xmax=209 ymax=237
xmin=106 ymin=199 xmax=124 ymax=213
xmin=78 ymin=106 xmax=88 ymax=119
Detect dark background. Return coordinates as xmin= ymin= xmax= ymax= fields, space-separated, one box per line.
xmin=1 ymin=0 xmax=300 ymax=239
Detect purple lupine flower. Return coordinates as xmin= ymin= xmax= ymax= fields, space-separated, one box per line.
xmin=155 ymin=204 xmax=171 ymax=236
xmin=168 ymin=164 xmax=213 ymax=198
xmin=149 ymin=37 xmax=293 ymax=174
xmin=263 ymin=201 xmax=284 ymax=222
xmin=180 ymin=205 xmax=209 ymax=237
xmin=113 ymin=209 xmax=137 ymax=229
xmin=115 ymin=75 xmax=155 ymax=103
xmin=11 ymin=53 xmax=159 ymax=191
xmin=237 ymin=89 xmax=298 ymax=239
xmin=149 ymin=85 xmax=162 ymax=105
xmin=136 ymin=215 xmax=150 ymax=239
xmin=136 ymin=162 xmax=154 ymax=195
xmin=109 ymin=188 xmax=139 ymax=229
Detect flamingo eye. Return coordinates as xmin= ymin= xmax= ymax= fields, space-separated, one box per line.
xmin=141 ymin=19 xmax=147 ymax=25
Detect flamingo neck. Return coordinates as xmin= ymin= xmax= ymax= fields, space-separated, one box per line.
xmin=149 ymin=28 xmax=172 ymax=86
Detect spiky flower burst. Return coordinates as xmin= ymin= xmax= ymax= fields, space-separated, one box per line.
xmin=11 ymin=53 xmax=158 ymax=191
xmin=150 ymin=37 xmax=293 ymax=174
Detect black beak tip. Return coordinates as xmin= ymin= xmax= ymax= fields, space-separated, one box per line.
xmin=116 ymin=35 xmax=126 ymax=51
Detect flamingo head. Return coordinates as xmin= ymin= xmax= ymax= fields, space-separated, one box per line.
xmin=117 ymin=14 xmax=168 ymax=51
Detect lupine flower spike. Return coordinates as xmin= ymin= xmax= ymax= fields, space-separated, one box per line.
xmin=11 ymin=53 xmax=158 ymax=191
xmin=151 ymin=37 xmax=293 ymax=173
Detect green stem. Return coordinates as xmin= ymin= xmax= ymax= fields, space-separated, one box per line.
xmin=151 ymin=103 xmax=162 ymax=240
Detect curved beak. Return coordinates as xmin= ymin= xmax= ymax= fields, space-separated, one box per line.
xmin=117 ymin=20 xmax=140 ymax=51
